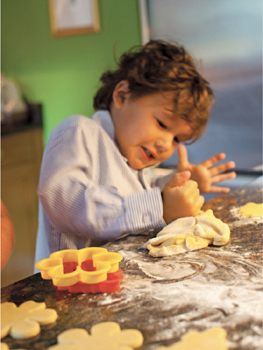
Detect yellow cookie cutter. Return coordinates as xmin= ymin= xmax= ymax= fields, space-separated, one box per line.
xmin=35 ymin=247 xmax=123 ymax=287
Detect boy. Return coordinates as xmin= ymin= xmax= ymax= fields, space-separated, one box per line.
xmin=35 ymin=40 xmax=235 ymax=264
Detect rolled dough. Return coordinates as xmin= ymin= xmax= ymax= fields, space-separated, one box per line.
xmin=144 ymin=210 xmax=230 ymax=257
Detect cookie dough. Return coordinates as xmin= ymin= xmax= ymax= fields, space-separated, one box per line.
xmin=1 ymin=301 xmax=57 ymax=340
xmin=239 ymin=202 xmax=263 ymax=217
xmin=155 ymin=327 xmax=228 ymax=349
xmin=47 ymin=322 xmax=143 ymax=350
xmin=0 ymin=343 xmax=26 ymax=350
xmin=144 ymin=210 xmax=230 ymax=257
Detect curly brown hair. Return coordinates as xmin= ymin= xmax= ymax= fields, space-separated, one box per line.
xmin=93 ymin=40 xmax=214 ymax=142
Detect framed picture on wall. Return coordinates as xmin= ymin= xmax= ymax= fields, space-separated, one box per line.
xmin=48 ymin=0 xmax=100 ymax=37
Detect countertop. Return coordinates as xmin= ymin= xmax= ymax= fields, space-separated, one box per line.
xmin=1 ymin=186 xmax=262 ymax=350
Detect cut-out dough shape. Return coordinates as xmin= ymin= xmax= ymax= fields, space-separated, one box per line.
xmin=155 ymin=327 xmax=228 ymax=350
xmin=144 ymin=210 xmax=230 ymax=257
xmin=1 ymin=344 xmax=9 ymax=350
xmin=1 ymin=343 xmax=26 ymax=350
xmin=239 ymin=202 xmax=263 ymax=217
xmin=1 ymin=301 xmax=57 ymax=340
xmin=47 ymin=322 xmax=143 ymax=350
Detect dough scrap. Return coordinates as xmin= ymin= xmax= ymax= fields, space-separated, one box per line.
xmin=239 ymin=202 xmax=263 ymax=217
xmin=47 ymin=322 xmax=143 ymax=350
xmin=0 ymin=343 xmax=26 ymax=350
xmin=1 ymin=344 xmax=9 ymax=350
xmin=155 ymin=327 xmax=228 ymax=350
xmin=144 ymin=210 xmax=230 ymax=257
xmin=1 ymin=301 xmax=58 ymax=340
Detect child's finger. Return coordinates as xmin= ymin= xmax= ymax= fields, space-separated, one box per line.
xmin=196 ymin=195 xmax=205 ymax=209
xmin=177 ymin=144 xmax=189 ymax=168
xmin=210 ymin=171 xmax=236 ymax=184
xmin=166 ymin=170 xmax=191 ymax=188
xmin=191 ymin=186 xmax=201 ymax=202
xmin=209 ymin=161 xmax=236 ymax=176
xmin=182 ymin=178 xmax=199 ymax=195
xmin=209 ymin=186 xmax=231 ymax=193
xmin=200 ymin=153 xmax=226 ymax=169
xmin=191 ymin=186 xmax=204 ymax=210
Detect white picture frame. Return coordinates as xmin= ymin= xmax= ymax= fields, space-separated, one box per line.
xmin=49 ymin=0 xmax=100 ymax=37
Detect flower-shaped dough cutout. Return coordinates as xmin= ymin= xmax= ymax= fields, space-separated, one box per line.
xmin=239 ymin=202 xmax=263 ymax=217
xmin=1 ymin=301 xmax=58 ymax=340
xmin=155 ymin=327 xmax=227 ymax=350
xmin=47 ymin=322 xmax=143 ymax=350
xmin=1 ymin=343 xmax=9 ymax=350
xmin=144 ymin=210 xmax=230 ymax=257
xmin=1 ymin=343 xmax=26 ymax=350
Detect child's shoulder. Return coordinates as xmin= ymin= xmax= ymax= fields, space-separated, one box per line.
xmin=58 ymin=111 xmax=113 ymax=135
xmin=60 ymin=114 xmax=96 ymax=128
xmin=49 ymin=113 xmax=113 ymax=146
xmin=52 ymin=114 xmax=101 ymax=136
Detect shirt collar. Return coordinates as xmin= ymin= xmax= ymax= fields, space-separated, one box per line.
xmin=91 ymin=110 xmax=116 ymax=141
xmin=91 ymin=110 xmax=129 ymax=164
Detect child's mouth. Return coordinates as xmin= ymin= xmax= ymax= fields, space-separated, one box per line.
xmin=141 ymin=146 xmax=155 ymax=160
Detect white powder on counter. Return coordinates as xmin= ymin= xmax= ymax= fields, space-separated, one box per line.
xmin=97 ymin=247 xmax=263 ymax=349
xmin=229 ymin=207 xmax=263 ymax=227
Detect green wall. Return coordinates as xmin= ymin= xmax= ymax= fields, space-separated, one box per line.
xmin=1 ymin=0 xmax=142 ymax=142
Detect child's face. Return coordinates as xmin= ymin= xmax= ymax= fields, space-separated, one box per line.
xmin=111 ymin=82 xmax=193 ymax=170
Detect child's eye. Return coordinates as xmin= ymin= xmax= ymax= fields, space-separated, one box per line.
xmin=174 ymin=137 xmax=179 ymax=143
xmin=157 ymin=120 xmax=167 ymax=129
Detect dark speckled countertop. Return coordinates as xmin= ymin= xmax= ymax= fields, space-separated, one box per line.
xmin=1 ymin=186 xmax=263 ymax=350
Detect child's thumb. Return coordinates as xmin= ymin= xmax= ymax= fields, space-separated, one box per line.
xmin=177 ymin=144 xmax=189 ymax=168
xmin=167 ymin=171 xmax=191 ymax=188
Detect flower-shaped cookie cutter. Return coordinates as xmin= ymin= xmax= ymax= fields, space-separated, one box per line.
xmin=35 ymin=247 xmax=123 ymax=293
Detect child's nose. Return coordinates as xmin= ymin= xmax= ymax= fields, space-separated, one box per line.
xmin=155 ymin=135 xmax=174 ymax=153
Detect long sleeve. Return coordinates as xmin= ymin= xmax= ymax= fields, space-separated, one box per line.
xmin=147 ymin=168 xmax=176 ymax=192
xmin=38 ymin=115 xmax=165 ymax=246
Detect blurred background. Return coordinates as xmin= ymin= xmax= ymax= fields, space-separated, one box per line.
xmin=1 ymin=0 xmax=262 ymax=286
xmin=147 ymin=0 xmax=262 ymax=174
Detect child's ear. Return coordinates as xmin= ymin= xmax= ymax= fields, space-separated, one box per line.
xmin=112 ymin=80 xmax=130 ymax=109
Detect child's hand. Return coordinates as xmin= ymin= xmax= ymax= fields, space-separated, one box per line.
xmin=162 ymin=171 xmax=204 ymax=224
xmin=177 ymin=145 xmax=236 ymax=194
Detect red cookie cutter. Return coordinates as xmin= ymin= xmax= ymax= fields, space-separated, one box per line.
xmin=35 ymin=247 xmax=123 ymax=293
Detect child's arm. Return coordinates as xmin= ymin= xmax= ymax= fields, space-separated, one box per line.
xmin=162 ymin=171 xmax=204 ymax=224
xmin=38 ymin=118 xmax=166 ymax=241
xmin=176 ymin=145 xmax=236 ymax=193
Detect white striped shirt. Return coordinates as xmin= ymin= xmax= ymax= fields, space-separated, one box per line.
xmin=34 ymin=110 xmax=167 ymax=266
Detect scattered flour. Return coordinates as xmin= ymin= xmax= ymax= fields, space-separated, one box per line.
xmin=97 ymin=247 xmax=263 ymax=349
xmin=229 ymin=207 xmax=263 ymax=227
